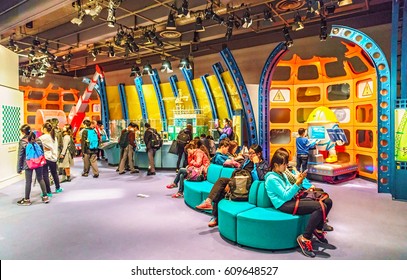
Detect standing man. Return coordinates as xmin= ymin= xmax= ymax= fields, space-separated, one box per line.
xmin=143 ymin=123 xmax=157 ymax=176
xmin=81 ymin=119 xmax=100 ymax=178
xmin=118 ymin=122 xmax=139 ymax=174
xmin=175 ymin=124 xmax=193 ymax=173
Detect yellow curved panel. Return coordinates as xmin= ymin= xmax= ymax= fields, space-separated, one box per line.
xmin=192 ymin=78 xmax=212 ymax=120
xmin=221 ymin=71 xmax=242 ymax=111
xmin=142 ymin=84 xmax=162 ymax=130
xmin=106 ymin=85 xmax=122 ymax=120
xmin=160 ymin=82 xmax=176 ymax=124
xmin=176 ymin=81 xmax=194 ymax=110
xmin=124 ymin=85 xmax=142 ymax=121
xmin=206 ymin=75 xmax=229 ymax=120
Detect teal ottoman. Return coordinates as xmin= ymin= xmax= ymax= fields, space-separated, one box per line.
xmin=236 ymin=207 xmax=309 ymax=250
xmin=184 ymin=181 xmax=213 ymax=209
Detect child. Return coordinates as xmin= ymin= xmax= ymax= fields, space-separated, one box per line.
xmin=296 ymin=128 xmax=318 ymax=172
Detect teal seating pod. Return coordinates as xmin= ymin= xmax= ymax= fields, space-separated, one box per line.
xmin=220 ymin=167 xmax=235 ymax=178
xmin=236 ymin=207 xmax=309 ymax=250
xmin=218 ymin=181 xmax=260 ymax=242
xmin=206 ymin=164 xmax=224 ymax=183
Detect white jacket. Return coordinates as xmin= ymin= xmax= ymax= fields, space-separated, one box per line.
xmin=39 ymin=133 xmax=58 ymax=162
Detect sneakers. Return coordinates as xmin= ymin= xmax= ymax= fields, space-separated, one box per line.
xmin=56 ymin=188 xmax=64 ymax=193
xmin=208 ymin=217 xmax=218 ymax=227
xmin=118 ymin=171 xmax=126 ymax=175
xmin=47 ymin=192 xmax=53 ymax=197
xmin=42 ymin=196 xmax=50 ymax=204
xmin=17 ymin=198 xmax=31 ymax=206
xmin=323 ymin=223 xmax=334 ymax=232
xmin=196 ymin=200 xmax=213 ymax=211
xmin=82 ymin=173 xmax=89 ymax=177
xmin=166 ymin=183 xmax=177 ymax=189
xmin=93 ymin=174 xmax=99 ymax=178
xmin=313 ymin=230 xmax=328 ymax=244
xmin=147 ymin=171 xmax=156 ymax=176
xmin=171 ymin=192 xmax=184 ymax=198
xmin=130 ymin=170 xmax=139 ymax=174
xmin=297 ymin=235 xmax=315 ymax=258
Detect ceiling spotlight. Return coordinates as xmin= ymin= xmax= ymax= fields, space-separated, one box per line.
xmin=263 ymin=9 xmax=275 ymax=23
xmin=108 ymin=43 xmax=115 ymax=57
xmin=195 ymin=16 xmax=205 ymax=32
xmin=38 ymin=72 xmax=46 ymax=78
xmin=160 ymin=57 xmax=173 ymax=74
xmin=28 ymin=46 xmax=36 ymax=57
xmin=283 ymin=26 xmax=293 ymax=47
xmin=106 ymin=2 xmax=116 ymax=28
xmin=91 ymin=47 xmax=100 ymax=61
xmin=32 ymin=37 xmax=41 ymax=47
xmin=225 ymin=15 xmax=234 ymax=41
xmin=178 ymin=56 xmax=192 ymax=70
xmin=30 ymin=67 xmax=38 ymax=77
xmin=205 ymin=6 xmax=224 ymax=25
xmin=241 ymin=9 xmax=252 ymax=29
xmin=148 ymin=30 xmax=163 ymax=48
xmin=63 ymin=50 xmax=73 ymax=63
xmin=39 ymin=41 xmax=49 ymax=54
xmin=292 ymin=12 xmax=304 ymax=31
xmin=130 ymin=65 xmax=142 ymax=77
xmin=319 ymin=17 xmax=328 ymax=41
xmin=142 ymin=63 xmax=153 ymax=75
xmin=166 ymin=12 xmax=176 ymax=30
xmin=52 ymin=61 xmax=60 ymax=73
xmin=338 ymin=0 xmax=353 ymax=7
xmin=177 ymin=0 xmax=190 ymax=18
xmin=71 ymin=11 xmax=85 ymax=25
xmin=126 ymin=34 xmax=139 ymax=53
xmin=7 ymin=36 xmax=19 ymax=52
xmin=85 ymin=3 xmax=103 ymax=17
xmin=61 ymin=64 xmax=68 ymax=74
xmin=114 ymin=28 xmax=125 ymax=47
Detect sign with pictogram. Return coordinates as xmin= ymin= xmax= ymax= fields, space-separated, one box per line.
xmin=270 ymin=88 xmax=290 ymax=103
xmin=357 ymin=79 xmax=373 ymax=98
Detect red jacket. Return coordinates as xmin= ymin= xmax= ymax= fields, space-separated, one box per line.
xmin=188 ymin=149 xmax=210 ymax=173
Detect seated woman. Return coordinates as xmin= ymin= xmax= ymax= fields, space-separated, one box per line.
xmin=165 ymin=140 xmax=210 ymax=198
xmin=195 ymin=144 xmax=269 ymax=227
xmin=211 ymin=139 xmax=230 ymax=165
xmin=265 ymin=150 xmax=333 ymax=258
xmin=216 ymin=118 xmax=233 ymax=140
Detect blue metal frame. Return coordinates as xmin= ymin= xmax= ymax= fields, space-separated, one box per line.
xmin=401 ymin=0 xmax=407 ymax=99
xmin=212 ymin=62 xmax=233 ymax=119
xmin=169 ymin=75 xmax=179 ymax=98
xmin=200 ymin=74 xmax=218 ymax=120
xmin=149 ymin=69 xmax=167 ymax=131
xmin=220 ymin=47 xmax=258 ymax=146
xmin=95 ymin=77 xmax=110 ymax=138
xmin=181 ymin=68 xmax=199 ymax=109
xmin=134 ymin=77 xmax=148 ymax=120
xmin=118 ymin=83 xmax=129 ymax=121
xmin=257 ymin=43 xmax=288 ymax=164
xmin=330 ymin=25 xmax=394 ymax=195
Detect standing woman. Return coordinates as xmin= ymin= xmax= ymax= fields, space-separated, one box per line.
xmin=265 ymin=150 xmax=333 ymax=258
xmin=39 ymin=122 xmax=63 ymax=195
xmin=59 ymin=124 xmax=74 ymax=183
xmin=17 ymin=124 xmax=50 ymax=205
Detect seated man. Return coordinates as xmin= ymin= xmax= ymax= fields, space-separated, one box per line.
xmin=211 ymin=139 xmax=230 ymax=166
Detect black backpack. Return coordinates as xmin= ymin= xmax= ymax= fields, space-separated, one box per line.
xmin=119 ymin=130 xmax=130 ymax=148
xmin=177 ymin=130 xmax=190 ymax=144
xmin=68 ymin=137 xmax=76 ymax=157
xmin=150 ymin=129 xmax=163 ymax=149
xmin=227 ymin=169 xmax=252 ymax=201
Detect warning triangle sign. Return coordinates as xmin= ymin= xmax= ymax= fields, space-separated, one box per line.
xmin=362 ymin=82 xmax=373 ymax=97
xmin=273 ymin=90 xmax=286 ymax=101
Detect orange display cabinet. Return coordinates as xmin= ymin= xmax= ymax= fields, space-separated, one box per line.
xmin=269 ymin=107 xmax=294 ymax=126
xmin=354 ymin=102 xmax=377 ymax=127
xmin=355 ymin=151 xmax=378 ymax=180
xmin=269 ymin=86 xmax=294 ymax=106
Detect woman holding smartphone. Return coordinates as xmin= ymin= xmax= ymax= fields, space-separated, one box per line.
xmin=265 ymin=149 xmax=333 ymax=258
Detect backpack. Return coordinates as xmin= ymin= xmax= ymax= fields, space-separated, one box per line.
xmin=87 ymin=129 xmax=100 ymax=150
xmin=177 ymin=130 xmax=190 ymax=144
xmin=227 ymin=169 xmax=253 ymax=201
xmin=25 ymin=141 xmax=47 ymax=169
xmin=68 ymin=137 xmax=76 ymax=157
xmin=119 ymin=130 xmax=130 ymax=148
xmin=150 ymin=129 xmax=163 ymax=149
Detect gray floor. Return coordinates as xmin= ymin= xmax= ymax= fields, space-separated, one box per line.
xmin=1 ymin=158 xmax=406 ymax=260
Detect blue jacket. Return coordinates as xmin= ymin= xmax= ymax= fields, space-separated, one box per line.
xmin=296 ymin=137 xmax=316 ymax=155
xmin=264 ymin=171 xmax=301 ymax=209
xmin=211 ymin=152 xmax=230 ymax=165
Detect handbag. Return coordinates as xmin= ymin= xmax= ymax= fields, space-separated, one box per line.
xmin=293 ymin=189 xmax=329 ymax=221
xmin=186 ymin=165 xmax=205 ymax=181
xmin=168 ymin=140 xmax=178 ymax=155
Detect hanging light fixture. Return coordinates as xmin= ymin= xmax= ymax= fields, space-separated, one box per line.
xmin=241 ymin=9 xmax=252 ymax=29
xmin=178 ymin=56 xmax=192 ymax=70
xmin=166 ymin=11 xmax=176 ymax=30
xmin=148 ymin=30 xmax=164 ymax=48
xmin=195 ymin=16 xmax=205 ymax=32
xmin=107 ymin=43 xmax=115 ymax=57
xmin=142 ymin=62 xmax=153 ymax=75
xmin=160 ymin=56 xmax=173 ymax=73
xmin=177 ymin=0 xmax=190 ymax=18
xmin=283 ymin=26 xmax=293 ymax=47
xmin=130 ymin=65 xmax=142 ymax=77
xmin=106 ymin=1 xmax=116 ymax=27
xmin=292 ymin=12 xmax=304 ymax=31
